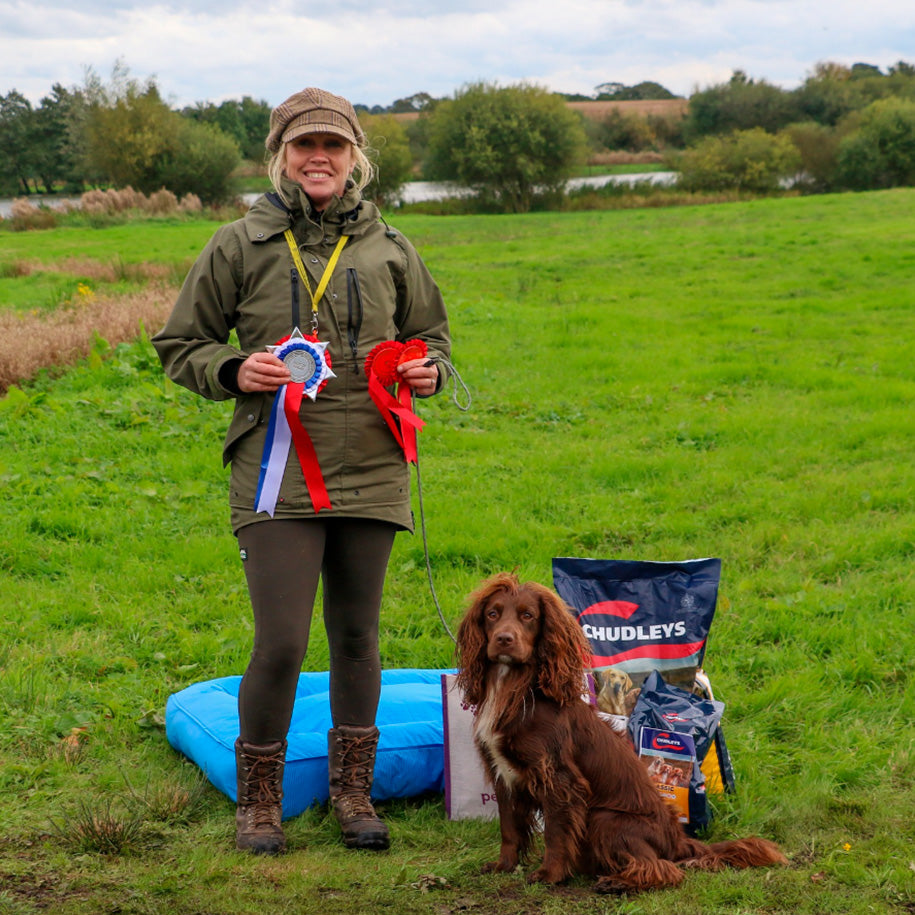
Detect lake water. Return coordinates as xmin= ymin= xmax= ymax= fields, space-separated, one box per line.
xmin=0 ymin=172 xmax=676 ymax=219
xmin=393 ymin=172 xmax=676 ymax=204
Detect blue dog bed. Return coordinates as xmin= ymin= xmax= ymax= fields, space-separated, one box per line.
xmin=166 ymin=668 xmax=454 ymax=818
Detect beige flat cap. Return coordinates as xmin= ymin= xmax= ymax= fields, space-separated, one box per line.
xmin=265 ymin=87 xmax=366 ymax=153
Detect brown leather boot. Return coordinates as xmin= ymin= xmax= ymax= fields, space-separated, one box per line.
xmin=328 ymin=726 xmax=390 ymax=850
xmin=234 ymin=738 xmax=287 ymax=854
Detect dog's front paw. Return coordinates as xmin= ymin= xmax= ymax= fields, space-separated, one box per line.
xmin=527 ymin=865 xmax=566 ymax=884
xmin=481 ymin=857 xmax=519 ymax=875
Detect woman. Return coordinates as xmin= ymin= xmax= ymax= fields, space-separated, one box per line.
xmin=152 ymin=88 xmax=450 ymax=855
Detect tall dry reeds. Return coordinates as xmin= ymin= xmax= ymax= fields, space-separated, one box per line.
xmin=6 ymin=198 xmax=61 ymax=230
xmin=2 ymin=187 xmax=204 ymax=231
xmin=79 ymin=186 xmax=203 ymax=216
xmin=0 ymin=285 xmax=178 ymax=393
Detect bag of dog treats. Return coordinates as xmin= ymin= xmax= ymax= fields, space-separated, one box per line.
xmin=552 ymin=557 xmax=721 ymax=719
xmin=628 ymin=670 xmax=729 ymax=834
xmin=637 ymin=726 xmax=697 ymax=825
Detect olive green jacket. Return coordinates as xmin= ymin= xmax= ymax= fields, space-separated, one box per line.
xmin=152 ymin=181 xmax=451 ymax=533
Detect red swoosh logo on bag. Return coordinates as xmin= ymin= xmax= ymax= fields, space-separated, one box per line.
xmin=579 ymin=601 xmax=640 ymax=620
xmin=589 ymin=640 xmax=705 ymax=667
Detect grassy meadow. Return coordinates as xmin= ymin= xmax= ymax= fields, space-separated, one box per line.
xmin=1 ymin=189 xmax=914 ymax=914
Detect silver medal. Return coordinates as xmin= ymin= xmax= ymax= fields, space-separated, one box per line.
xmin=284 ymin=347 xmax=318 ymax=384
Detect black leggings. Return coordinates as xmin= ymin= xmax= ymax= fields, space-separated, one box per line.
xmin=235 ymin=518 xmax=396 ymax=744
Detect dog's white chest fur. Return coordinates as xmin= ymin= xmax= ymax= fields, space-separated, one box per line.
xmin=473 ymin=664 xmax=520 ymax=790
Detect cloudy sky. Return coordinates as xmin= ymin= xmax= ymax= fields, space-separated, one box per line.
xmin=2 ymin=0 xmax=913 ymax=109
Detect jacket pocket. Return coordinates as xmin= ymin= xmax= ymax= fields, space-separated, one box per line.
xmin=222 ymin=394 xmax=267 ymax=467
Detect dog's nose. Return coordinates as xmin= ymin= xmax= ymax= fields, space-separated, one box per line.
xmin=495 ymin=632 xmax=515 ymax=648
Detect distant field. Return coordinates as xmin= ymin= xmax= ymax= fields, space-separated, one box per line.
xmin=565 ymin=98 xmax=689 ymax=119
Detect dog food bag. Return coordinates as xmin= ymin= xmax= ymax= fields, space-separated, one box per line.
xmin=552 ymin=557 xmax=721 ymax=712
xmin=637 ymin=727 xmax=697 ymax=824
xmin=628 ymin=670 xmax=725 ymax=833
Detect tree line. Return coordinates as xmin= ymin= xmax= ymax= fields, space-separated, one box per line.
xmin=2 ymin=60 xmax=915 ymax=212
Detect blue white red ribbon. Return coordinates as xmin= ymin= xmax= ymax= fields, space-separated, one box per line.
xmin=254 ymin=330 xmax=334 ymax=515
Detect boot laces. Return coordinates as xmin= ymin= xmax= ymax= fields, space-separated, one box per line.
xmin=333 ymin=734 xmax=379 ymax=819
xmin=248 ymin=800 xmax=281 ymax=830
xmin=240 ymin=750 xmax=283 ymax=812
xmin=338 ymin=736 xmax=373 ymax=789
xmin=336 ymin=792 xmax=377 ymax=820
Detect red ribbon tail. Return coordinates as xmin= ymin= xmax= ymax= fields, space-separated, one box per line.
xmin=394 ymin=383 xmax=424 ymax=463
xmin=284 ymin=383 xmax=332 ymax=513
xmin=368 ymin=373 xmax=405 ymax=450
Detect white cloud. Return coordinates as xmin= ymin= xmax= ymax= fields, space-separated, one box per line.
xmin=1 ymin=0 xmax=913 ymax=107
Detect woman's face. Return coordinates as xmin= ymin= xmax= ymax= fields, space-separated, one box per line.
xmin=284 ymin=133 xmax=355 ymax=210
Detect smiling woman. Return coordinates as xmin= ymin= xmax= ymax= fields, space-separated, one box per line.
xmin=151 ymin=85 xmax=452 ymax=860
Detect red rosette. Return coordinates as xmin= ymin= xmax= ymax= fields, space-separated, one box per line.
xmin=397 ymin=339 xmax=428 ymax=366
xmin=364 ymin=340 xmax=403 ymax=386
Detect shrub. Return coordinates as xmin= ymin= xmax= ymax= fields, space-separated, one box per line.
xmin=85 ymin=86 xmax=240 ymax=204
xmin=591 ymin=110 xmax=657 ymax=152
xmin=784 ymin=121 xmax=843 ymax=191
xmin=647 ymin=112 xmax=687 ymax=149
xmin=426 ymin=81 xmax=586 ymax=212
xmin=360 ymin=113 xmax=413 ymax=205
xmin=675 ymin=127 xmax=801 ymax=192
xmin=155 ymin=118 xmax=241 ymax=204
xmin=686 ymin=71 xmax=799 ymax=139
xmin=836 ymin=97 xmax=915 ymax=189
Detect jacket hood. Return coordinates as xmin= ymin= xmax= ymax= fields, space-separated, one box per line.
xmin=243 ymin=178 xmax=376 ymax=245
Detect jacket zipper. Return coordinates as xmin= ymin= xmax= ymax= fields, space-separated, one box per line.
xmin=346 ymin=267 xmax=364 ymax=372
xmin=289 ymin=268 xmax=301 ymax=331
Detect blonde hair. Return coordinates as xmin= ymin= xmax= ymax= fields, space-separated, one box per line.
xmin=267 ymin=142 xmax=375 ymax=205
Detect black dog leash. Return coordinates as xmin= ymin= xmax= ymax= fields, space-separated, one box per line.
xmin=414 ymin=359 xmax=471 ymax=644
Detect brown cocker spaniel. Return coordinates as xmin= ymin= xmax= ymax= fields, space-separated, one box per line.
xmin=455 ymin=572 xmax=787 ymax=893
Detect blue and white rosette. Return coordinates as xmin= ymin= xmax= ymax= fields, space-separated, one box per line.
xmin=255 ymin=328 xmax=335 ymax=515
xmin=267 ymin=326 xmax=335 ymax=401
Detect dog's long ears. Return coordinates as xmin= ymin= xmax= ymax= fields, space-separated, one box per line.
xmin=535 ymin=586 xmax=591 ymax=705
xmin=455 ymin=586 xmax=501 ymax=708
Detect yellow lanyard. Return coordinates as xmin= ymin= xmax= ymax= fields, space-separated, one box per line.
xmin=284 ymin=229 xmax=349 ymax=327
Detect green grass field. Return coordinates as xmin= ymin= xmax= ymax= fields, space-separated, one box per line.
xmin=1 ymin=189 xmax=914 ymax=914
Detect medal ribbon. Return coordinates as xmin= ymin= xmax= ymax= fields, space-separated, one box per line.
xmin=254 ymin=381 xmax=332 ymax=515
xmin=283 ymin=381 xmax=332 ymax=512
xmin=254 ymin=237 xmax=347 ymax=516
xmin=255 ymin=386 xmax=292 ymax=516
xmin=284 ymin=230 xmax=348 ymax=328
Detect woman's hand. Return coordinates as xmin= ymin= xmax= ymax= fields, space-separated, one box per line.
xmin=237 ymin=352 xmax=291 ymax=393
xmin=397 ymin=358 xmax=439 ymax=397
